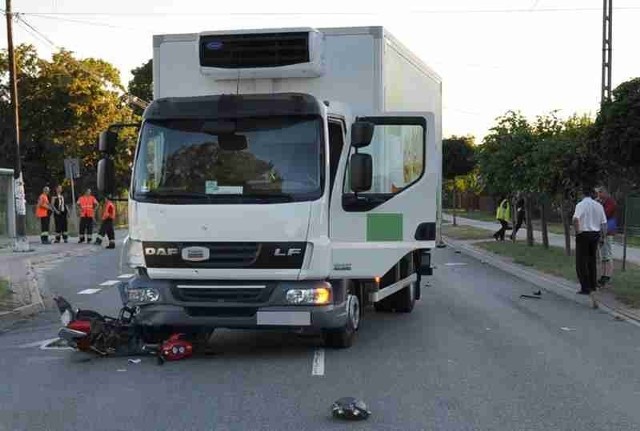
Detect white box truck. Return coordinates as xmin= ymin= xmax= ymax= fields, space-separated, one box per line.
xmin=98 ymin=26 xmax=442 ymax=348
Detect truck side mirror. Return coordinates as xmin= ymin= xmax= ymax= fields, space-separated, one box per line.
xmin=349 ymin=153 xmax=372 ymax=192
xmin=97 ymin=158 xmax=115 ymax=196
xmin=98 ymin=131 xmax=118 ymax=155
xmin=351 ymin=121 xmax=375 ymax=148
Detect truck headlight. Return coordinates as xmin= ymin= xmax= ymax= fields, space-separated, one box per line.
xmin=127 ymin=238 xmax=145 ymax=268
xmin=286 ymin=283 xmax=331 ymax=305
xmin=127 ymin=287 xmax=160 ymax=303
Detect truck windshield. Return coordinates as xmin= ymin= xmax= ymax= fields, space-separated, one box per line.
xmin=132 ymin=117 xmax=323 ymax=204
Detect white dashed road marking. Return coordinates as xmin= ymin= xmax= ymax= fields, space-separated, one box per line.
xmin=99 ymin=280 xmax=121 ymax=287
xmin=312 ymin=348 xmax=325 ymax=376
xmin=78 ymin=288 xmax=102 ymax=295
xmin=118 ymin=274 xmax=134 ymax=279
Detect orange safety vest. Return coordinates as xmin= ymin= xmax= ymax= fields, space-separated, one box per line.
xmin=36 ymin=193 xmax=49 ymax=218
xmin=102 ymin=200 xmax=116 ymax=221
xmin=78 ymin=195 xmax=98 ymax=218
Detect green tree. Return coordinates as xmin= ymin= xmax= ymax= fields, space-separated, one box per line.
xmin=478 ymin=111 xmax=536 ymax=245
xmin=443 ymin=135 xmax=476 ymax=226
xmin=0 ymin=44 xmax=137 ymax=201
xmin=592 ymin=77 xmax=640 ymax=190
xmin=128 ymin=59 xmax=152 ymax=104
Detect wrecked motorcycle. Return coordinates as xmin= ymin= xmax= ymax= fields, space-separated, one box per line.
xmin=54 ymin=296 xmax=194 ymax=363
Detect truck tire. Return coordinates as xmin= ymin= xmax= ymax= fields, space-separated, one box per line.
xmin=393 ymin=279 xmax=416 ymax=313
xmin=323 ymin=294 xmax=360 ymax=349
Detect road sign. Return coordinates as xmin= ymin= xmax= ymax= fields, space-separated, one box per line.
xmin=64 ymin=158 xmax=81 ymax=179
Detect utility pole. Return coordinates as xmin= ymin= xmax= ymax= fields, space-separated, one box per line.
xmin=5 ymin=0 xmax=30 ymax=252
xmin=601 ymin=0 xmax=613 ymax=104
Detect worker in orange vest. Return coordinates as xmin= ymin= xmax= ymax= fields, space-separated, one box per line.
xmin=95 ymin=197 xmax=116 ymax=249
xmin=35 ymin=186 xmax=53 ymax=244
xmin=76 ymin=188 xmax=99 ymax=243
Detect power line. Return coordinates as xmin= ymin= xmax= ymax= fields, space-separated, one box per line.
xmin=12 ymin=14 xmax=149 ymax=109
xmin=26 ymin=12 xmax=143 ymax=31
xmin=11 ymin=6 xmax=640 ymax=17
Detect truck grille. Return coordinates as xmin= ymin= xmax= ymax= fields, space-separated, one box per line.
xmin=173 ymin=283 xmax=274 ymax=303
xmin=208 ymin=242 xmax=260 ymax=267
xmin=199 ymin=32 xmax=310 ymax=69
xmin=143 ymin=241 xmax=306 ymax=269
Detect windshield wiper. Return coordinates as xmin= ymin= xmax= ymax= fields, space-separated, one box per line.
xmin=138 ymin=190 xmax=211 ymax=199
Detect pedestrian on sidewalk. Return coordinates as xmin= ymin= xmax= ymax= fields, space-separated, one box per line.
xmin=35 ymin=186 xmax=53 ymax=244
xmin=95 ymin=196 xmax=116 ymax=249
xmin=77 ymin=189 xmax=99 ymax=244
xmin=510 ymin=197 xmax=526 ymax=242
xmin=595 ymin=186 xmax=617 ymax=287
xmin=51 ymin=185 xmax=69 ymax=243
xmin=493 ymin=197 xmax=511 ymax=241
xmin=573 ymin=187 xmax=607 ymax=295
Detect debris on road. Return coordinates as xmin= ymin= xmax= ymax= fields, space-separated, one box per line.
xmin=331 ymin=397 xmax=371 ymax=421
xmin=560 ymin=327 xmax=575 ymax=331
xmin=520 ymin=294 xmax=542 ymax=300
xmin=128 ymin=358 xmax=141 ymax=364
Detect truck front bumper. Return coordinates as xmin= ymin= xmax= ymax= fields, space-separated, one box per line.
xmin=121 ymin=276 xmax=349 ymax=331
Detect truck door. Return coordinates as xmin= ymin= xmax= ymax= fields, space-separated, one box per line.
xmin=329 ymin=113 xmax=439 ymax=278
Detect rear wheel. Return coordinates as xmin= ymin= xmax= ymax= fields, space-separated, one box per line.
xmin=324 ymin=293 xmax=360 ymax=349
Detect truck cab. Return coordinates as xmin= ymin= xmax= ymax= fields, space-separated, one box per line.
xmin=97 ymin=27 xmax=441 ymax=348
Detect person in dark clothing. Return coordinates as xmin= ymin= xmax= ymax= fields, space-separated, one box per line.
xmin=51 ymin=185 xmax=69 ymax=243
xmin=510 ymin=197 xmax=526 ymax=242
xmin=493 ymin=197 xmax=511 ymax=241
xmin=573 ymin=187 xmax=607 ymax=295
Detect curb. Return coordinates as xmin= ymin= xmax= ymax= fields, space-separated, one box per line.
xmin=0 ymin=246 xmax=101 ymax=323
xmin=443 ymin=236 xmax=640 ymax=325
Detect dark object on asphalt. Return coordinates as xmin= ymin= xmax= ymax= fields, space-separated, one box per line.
xmin=331 ymin=397 xmax=371 ymax=421
xmin=520 ymin=294 xmax=541 ymax=300
xmin=454 ymin=250 xmax=461 ymax=254
xmin=534 ymin=290 xmax=542 ymax=296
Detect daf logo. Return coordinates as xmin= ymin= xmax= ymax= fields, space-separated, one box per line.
xmin=274 ymin=248 xmax=302 ymax=257
xmin=182 ymin=246 xmax=210 ymax=262
xmin=144 ymin=247 xmax=179 ymax=256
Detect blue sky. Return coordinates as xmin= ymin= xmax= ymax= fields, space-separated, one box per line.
xmin=2 ymin=0 xmax=639 ymax=140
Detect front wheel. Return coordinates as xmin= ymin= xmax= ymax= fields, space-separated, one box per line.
xmin=323 ymin=294 xmax=360 ymax=349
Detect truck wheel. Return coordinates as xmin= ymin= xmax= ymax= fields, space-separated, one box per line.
xmin=374 ymin=297 xmax=393 ymax=312
xmin=393 ymin=279 xmax=416 ymax=313
xmin=323 ymin=294 xmax=360 ymax=349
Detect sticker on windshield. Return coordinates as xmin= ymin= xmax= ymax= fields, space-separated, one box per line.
xmin=205 ymin=180 xmax=219 ymax=194
xmin=206 ymin=181 xmax=243 ymax=195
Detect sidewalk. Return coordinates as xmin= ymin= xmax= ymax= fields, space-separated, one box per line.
xmin=0 ymin=230 xmax=126 ymax=320
xmin=444 ymin=213 xmax=640 ymax=265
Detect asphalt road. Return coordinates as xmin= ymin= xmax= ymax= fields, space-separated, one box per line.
xmin=1 ymin=245 xmax=640 ymax=431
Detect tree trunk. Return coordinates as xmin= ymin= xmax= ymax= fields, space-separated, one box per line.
xmin=541 ymin=196 xmax=549 ymax=249
xmin=525 ymin=193 xmax=534 ymax=246
xmin=561 ymin=199 xmax=571 ymax=256
xmin=452 ymin=183 xmax=457 ymax=226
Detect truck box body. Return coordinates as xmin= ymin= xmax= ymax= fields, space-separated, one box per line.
xmin=115 ymin=27 xmax=442 ymax=343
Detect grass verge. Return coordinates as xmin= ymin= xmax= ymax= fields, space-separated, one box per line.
xmin=442 ymin=224 xmax=494 ymax=241
xmin=445 ymin=209 xmax=496 ymax=223
xmin=476 ymin=241 xmax=640 ymax=309
xmin=0 ymin=278 xmax=11 ymax=306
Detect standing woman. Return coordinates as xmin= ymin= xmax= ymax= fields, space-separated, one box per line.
xmin=51 ymin=185 xmax=69 ymax=243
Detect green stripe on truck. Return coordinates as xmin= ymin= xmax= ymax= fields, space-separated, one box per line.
xmin=366 ymin=214 xmax=403 ymax=241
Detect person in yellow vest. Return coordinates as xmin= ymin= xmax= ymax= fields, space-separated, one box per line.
xmin=95 ymin=197 xmax=116 ymax=249
xmin=493 ymin=197 xmax=512 ymax=241
xmin=36 ymin=186 xmax=53 ymax=244
xmin=76 ymin=189 xmax=99 ymax=243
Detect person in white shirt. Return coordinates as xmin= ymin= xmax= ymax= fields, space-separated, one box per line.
xmin=572 ymin=187 xmax=607 ymax=294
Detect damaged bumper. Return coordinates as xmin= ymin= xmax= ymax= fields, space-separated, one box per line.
xmin=120 ymin=275 xmax=349 ymax=331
